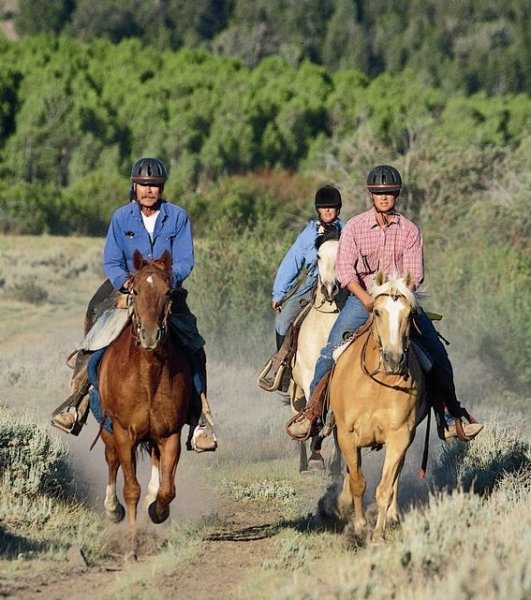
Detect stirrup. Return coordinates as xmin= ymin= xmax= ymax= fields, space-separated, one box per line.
xmin=51 ymin=407 xmax=84 ymax=436
xmin=191 ymin=425 xmax=217 ymax=453
xmin=257 ymin=359 xmax=286 ymax=392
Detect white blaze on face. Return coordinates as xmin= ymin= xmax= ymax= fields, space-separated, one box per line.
xmin=146 ymin=275 xmax=154 ymax=286
xmin=383 ymin=295 xmax=403 ymax=349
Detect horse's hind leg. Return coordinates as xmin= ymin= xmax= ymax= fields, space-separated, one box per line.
xmin=101 ymin=430 xmax=125 ymax=523
xmin=299 ymin=441 xmax=309 ymax=472
xmin=308 ymin=435 xmax=326 ymax=471
xmin=328 ymin=427 xmax=343 ymax=481
xmin=148 ymin=432 xmax=180 ymax=524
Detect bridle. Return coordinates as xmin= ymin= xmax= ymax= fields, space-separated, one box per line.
xmin=313 ymin=295 xmax=340 ymax=314
xmin=129 ymin=267 xmax=172 ymax=346
xmin=360 ymin=293 xmax=413 ymax=389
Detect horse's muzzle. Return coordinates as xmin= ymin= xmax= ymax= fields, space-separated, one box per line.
xmin=138 ymin=326 xmax=165 ymax=351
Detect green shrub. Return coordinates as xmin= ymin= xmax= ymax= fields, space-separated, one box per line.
xmin=5 ymin=278 xmax=49 ymax=304
xmin=0 ymin=411 xmax=73 ymax=499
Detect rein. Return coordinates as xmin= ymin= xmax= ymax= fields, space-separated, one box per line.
xmin=359 ymin=297 xmax=413 ymax=391
xmin=312 ymin=297 xmax=340 ymax=314
xmin=129 ymin=267 xmax=172 ymax=345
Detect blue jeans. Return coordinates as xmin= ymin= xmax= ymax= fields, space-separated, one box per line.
xmin=275 ymin=277 xmax=315 ymax=336
xmin=309 ymin=294 xmax=453 ymax=397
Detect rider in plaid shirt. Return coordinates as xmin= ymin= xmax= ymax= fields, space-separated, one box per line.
xmin=287 ymin=165 xmax=483 ymax=443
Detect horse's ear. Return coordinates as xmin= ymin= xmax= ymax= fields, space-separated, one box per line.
xmin=160 ymin=249 xmax=172 ymax=272
xmin=133 ymin=249 xmax=145 ymax=271
xmin=404 ymin=271 xmax=414 ymax=290
xmin=375 ymin=270 xmax=386 ymax=286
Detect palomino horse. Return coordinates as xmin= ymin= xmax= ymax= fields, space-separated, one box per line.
xmin=329 ymin=271 xmax=428 ymax=544
xmin=97 ymin=249 xmax=191 ymax=553
xmin=290 ymin=230 xmax=342 ymax=475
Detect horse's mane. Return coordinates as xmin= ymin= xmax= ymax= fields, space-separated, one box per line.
xmin=370 ymin=274 xmax=418 ymax=309
xmin=315 ymin=226 xmax=341 ymax=250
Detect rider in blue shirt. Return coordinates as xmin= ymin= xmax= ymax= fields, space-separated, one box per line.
xmin=52 ymin=158 xmax=215 ymax=451
xmin=258 ymin=186 xmax=345 ymax=392
xmin=103 ymin=199 xmax=194 ymax=292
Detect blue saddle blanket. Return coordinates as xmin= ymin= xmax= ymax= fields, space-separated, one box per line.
xmin=88 ymin=348 xmax=112 ymax=433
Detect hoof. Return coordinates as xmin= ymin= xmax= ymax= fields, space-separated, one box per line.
xmin=148 ymin=501 xmax=169 ymax=524
xmin=106 ymin=503 xmax=126 ymax=524
xmin=308 ymin=457 xmax=326 ymax=471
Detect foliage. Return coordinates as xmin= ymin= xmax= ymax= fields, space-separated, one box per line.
xmin=11 ymin=0 xmax=531 ymax=95
xmin=0 ymin=410 xmax=73 ymax=498
xmin=5 ymin=278 xmax=49 ymax=304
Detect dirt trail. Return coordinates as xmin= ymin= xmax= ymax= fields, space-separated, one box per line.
xmin=5 ymin=503 xmax=283 ymax=600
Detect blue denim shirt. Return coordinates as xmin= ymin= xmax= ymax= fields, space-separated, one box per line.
xmin=272 ymin=218 xmax=344 ymax=304
xmin=103 ymin=199 xmax=194 ymax=290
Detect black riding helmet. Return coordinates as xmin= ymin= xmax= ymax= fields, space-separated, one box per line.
xmin=130 ymin=157 xmax=168 ymax=199
xmin=366 ymin=165 xmax=402 ymax=193
xmin=314 ymin=185 xmax=342 ymax=210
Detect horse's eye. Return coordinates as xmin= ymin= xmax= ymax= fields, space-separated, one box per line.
xmin=374 ymin=309 xmax=380 ymax=317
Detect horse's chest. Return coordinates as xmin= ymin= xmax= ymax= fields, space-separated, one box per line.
xmin=350 ymin=408 xmax=417 ymax=446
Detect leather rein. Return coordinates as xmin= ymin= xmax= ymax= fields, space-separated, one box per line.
xmin=129 ymin=267 xmax=172 ymax=345
xmin=360 ymin=293 xmax=414 ymax=391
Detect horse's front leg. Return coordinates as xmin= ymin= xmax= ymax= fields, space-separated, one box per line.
xmin=338 ymin=439 xmax=367 ymax=540
xmin=373 ymin=431 xmax=412 ymax=544
xmin=148 ymin=432 xmax=180 ymax=524
xmin=101 ymin=430 xmax=125 ymax=523
xmin=144 ymin=446 xmax=160 ymax=512
xmin=112 ymin=425 xmax=141 ymax=559
xmin=386 ymin=455 xmax=405 ymax=527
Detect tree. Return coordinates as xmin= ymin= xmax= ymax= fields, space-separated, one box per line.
xmin=16 ymin=0 xmax=74 ymax=36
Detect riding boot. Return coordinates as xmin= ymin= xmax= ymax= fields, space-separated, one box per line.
xmin=286 ymin=369 xmax=332 ymax=441
xmin=186 ymin=347 xmax=217 ymax=452
xmin=276 ymin=332 xmax=285 ymax=351
xmin=51 ymin=351 xmax=92 ymax=436
xmin=427 ymin=363 xmax=483 ymax=442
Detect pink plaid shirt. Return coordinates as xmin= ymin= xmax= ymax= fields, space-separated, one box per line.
xmin=336 ymin=208 xmax=424 ymax=291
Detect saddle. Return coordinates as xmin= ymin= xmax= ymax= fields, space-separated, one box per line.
xmin=257 ymin=302 xmax=312 ymax=392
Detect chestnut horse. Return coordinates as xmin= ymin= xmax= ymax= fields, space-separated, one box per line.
xmin=97 ymin=249 xmax=191 ymax=551
xmin=290 ymin=231 xmax=342 ymax=475
xmin=329 ymin=271 xmax=428 ymax=544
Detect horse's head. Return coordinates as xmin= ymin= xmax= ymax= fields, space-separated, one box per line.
xmin=130 ymin=249 xmax=172 ymax=351
xmin=370 ymin=271 xmax=417 ymax=375
xmin=316 ymin=232 xmax=340 ymax=303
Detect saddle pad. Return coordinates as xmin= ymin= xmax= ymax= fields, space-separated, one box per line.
xmin=77 ymin=307 xmax=131 ymax=351
xmin=87 ymin=348 xmax=112 ymax=433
